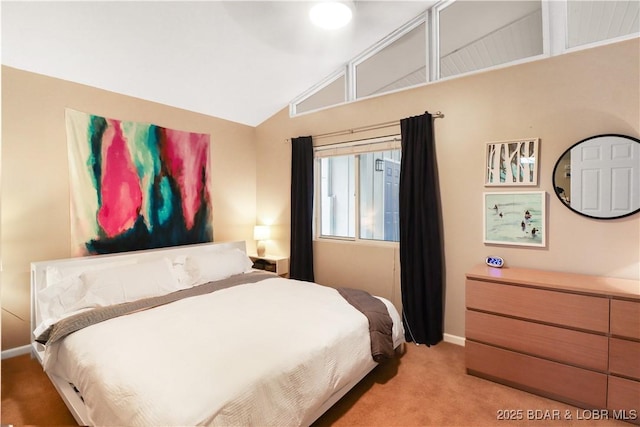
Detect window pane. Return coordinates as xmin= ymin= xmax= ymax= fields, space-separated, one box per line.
xmin=295 ymin=74 xmax=346 ymax=114
xmin=567 ymin=0 xmax=639 ymax=49
xmin=355 ymin=22 xmax=426 ymax=99
xmin=359 ymin=150 xmax=401 ymax=242
xmin=320 ymin=156 xmax=355 ymax=238
xmin=439 ymin=1 xmax=543 ymax=79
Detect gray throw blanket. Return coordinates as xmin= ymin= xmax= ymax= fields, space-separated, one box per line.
xmin=337 ymin=287 xmax=395 ymax=362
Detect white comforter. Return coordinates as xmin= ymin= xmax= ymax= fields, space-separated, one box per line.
xmin=44 ymin=277 xmax=404 ymax=426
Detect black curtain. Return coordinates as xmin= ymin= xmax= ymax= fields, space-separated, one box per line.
xmin=290 ymin=136 xmax=315 ymax=282
xmin=399 ymin=112 xmax=443 ymax=346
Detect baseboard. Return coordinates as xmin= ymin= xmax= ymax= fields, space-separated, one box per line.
xmin=444 ymin=333 xmax=466 ymax=347
xmin=1 ymin=344 xmax=32 ymax=359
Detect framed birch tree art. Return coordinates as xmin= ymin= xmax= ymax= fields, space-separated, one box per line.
xmin=485 ymin=138 xmax=539 ymax=186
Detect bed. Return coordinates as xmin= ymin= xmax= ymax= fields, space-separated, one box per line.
xmin=30 ymin=241 xmax=404 ymax=426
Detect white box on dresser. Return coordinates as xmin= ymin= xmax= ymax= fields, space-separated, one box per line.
xmin=465 ymin=265 xmax=640 ymax=425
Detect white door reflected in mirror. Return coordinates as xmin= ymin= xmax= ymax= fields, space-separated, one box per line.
xmin=553 ymin=134 xmax=640 ymax=219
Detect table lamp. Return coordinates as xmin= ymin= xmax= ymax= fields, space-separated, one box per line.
xmin=254 ymin=225 xmax=271 ymax=257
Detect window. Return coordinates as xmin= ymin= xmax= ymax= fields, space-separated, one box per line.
xmin=354 ymin=20 xmax=427 ymax=99
xmin=359 ymin=150 xmax=401 ymax=241
xmin=437 ymin=0 xmax=543 ymax=79
xmin=291 ymin=13 xmax=428 ymax=115
xmin=290 ymin=0 xmax=639 ymax=116
xmin=293 ymin=72 xmax=346 ymax=115
xmin=316 ymin=138 xmax=401 ymax=242
xmin=319 ymin=155 xmax=355 ymax=238
xmin=566 ymin=0 xmax=639 ymax=49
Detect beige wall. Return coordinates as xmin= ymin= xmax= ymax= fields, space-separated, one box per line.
xmin=2 ymin=39 xmax=638 ymax=351
xmin=1 ymin=66 xmax=258 ymax=350
xmin=255 ymin=39 xmax=640 ymax=341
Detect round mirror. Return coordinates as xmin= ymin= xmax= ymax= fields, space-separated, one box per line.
xmin=553 ymin=134 xmax=640 ymax=219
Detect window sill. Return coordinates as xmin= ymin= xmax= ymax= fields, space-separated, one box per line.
xmin=314 ymin=236 xmax=399 ymax=248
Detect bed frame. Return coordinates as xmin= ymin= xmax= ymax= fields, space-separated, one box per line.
xmin=30 ymin=240 xmax=377 ymax=426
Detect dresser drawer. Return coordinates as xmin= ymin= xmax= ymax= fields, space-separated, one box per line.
xmin=610 ymin=338 xmax=640 ymax=380
xmin=611 ymin=299 xmax=640 ymax=340
xmin=608 ymin=376 xmax=640 ymax=425
xmin=466 ymin=341 xmax=608 ymax=408
xmin=466 ymin=310 xmax=608 ymax=371
xmin=466 ymin=279 xmax=609 ymax=333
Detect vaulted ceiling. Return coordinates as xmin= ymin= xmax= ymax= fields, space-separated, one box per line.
xmin=1 ymin=1 xmax=436 ymax=127
xmin=4 ymin=1 xmax=637 ymax=127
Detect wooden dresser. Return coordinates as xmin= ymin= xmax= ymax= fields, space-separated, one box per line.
xmin=466 ymin=265 xmax=640 ymax=424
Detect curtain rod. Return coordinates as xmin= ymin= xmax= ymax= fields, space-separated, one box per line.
xmin=312 ymin=111 xmax=444 ymax=140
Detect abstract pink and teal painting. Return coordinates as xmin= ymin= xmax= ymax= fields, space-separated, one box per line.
xmin=66 ymin=109 xmax=213 ymax=256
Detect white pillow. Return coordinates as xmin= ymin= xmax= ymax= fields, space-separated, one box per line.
xmin=67 ymin=258 xmax=181 ymax=313
xmin=38 ymin=258 xmax=137 ymax=325
xmin=35 ymin=257 xmax=183 ymax=336
xmin=45 ymin=258 xmax=137 ymax=286
xmin=185 ymin=248 xmax=253 ymax=286
xmin=170 ymin=255 xmax=193 ymax=289
xmin=37 ymin=274 xmax=86 ymax=325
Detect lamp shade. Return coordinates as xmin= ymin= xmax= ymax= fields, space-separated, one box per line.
xmin=253 ymin=225 xmax=271 ymax=241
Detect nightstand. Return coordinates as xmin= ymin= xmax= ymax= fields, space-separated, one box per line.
xmin=248 ymin=254 xmax=289 ymax=277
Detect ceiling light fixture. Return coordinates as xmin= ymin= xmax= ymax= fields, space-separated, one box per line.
xmin=309 ymin=1 xmax=353 ymax=30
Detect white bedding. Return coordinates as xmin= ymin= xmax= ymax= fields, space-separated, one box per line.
xmin=44 ymin=276 xmax=404 ymax=426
